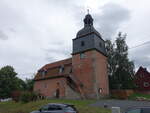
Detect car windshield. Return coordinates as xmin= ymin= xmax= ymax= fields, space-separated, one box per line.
xmin=64 ymin=106 xmax=76 ymax=111
xmin=48 ymin=105 xmax=62 ymax=111
xmin=40 ymin=105 xmax=62 ymax=111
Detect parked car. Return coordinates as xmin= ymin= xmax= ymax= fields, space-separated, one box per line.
xmin=30 ymin=103 xmax=78 ymax=113
xmin=0 ymin=98 xmax=12 ymax=102
xmin=124 ymin=107 xmax=150 ymax=113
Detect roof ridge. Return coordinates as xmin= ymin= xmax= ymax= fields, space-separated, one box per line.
xmin=41 ymin=57 xmax=72 ymax=70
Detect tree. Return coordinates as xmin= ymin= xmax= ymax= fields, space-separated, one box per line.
xmin=0 ymin=66 xmax=25 ymax=98
xmin=106 ymin=32 xmax=135 ymax=89
xmin=24 ymin=78 xmax=34 ymax=91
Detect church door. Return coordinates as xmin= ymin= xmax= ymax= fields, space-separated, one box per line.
xmin=56 ymin=89 xmax=60 ymax=98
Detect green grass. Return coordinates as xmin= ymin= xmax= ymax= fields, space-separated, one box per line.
xmin=0 ymin=99 xmax=111 ymax=113
xmin=128 ymin=93 xmax=150 ymax=100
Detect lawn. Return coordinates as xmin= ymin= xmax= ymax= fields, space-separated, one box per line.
xmin=0 ymin=99 xmax=111 ymax=113
xmin=128 ymin=93 xmax=150 ymax=100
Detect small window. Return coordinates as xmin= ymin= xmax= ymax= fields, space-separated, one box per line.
xmin=69 ymin=68 xmax=72 ymax=73
xmin=59 ymin=66 xmax=64 ymax=73
xmin=99 ymin=42 xmax=102 ymax=47
xmin=42 ymin=71 xmax=45 ymax=76
xmin=98 ymin=88 xmax=102 ymax=93
xmin=80 ymin=53 xmax=85 ymax=59
xmin=81 ymin=41 xmax=85 ymax=46
xmin=144 ymin=82 xmax=150 ymax=87
xmin=140 ymin=74 xmax=144 ymax=78
xmin=80 ymin=84 xmax=84 ymax=88
xmin=39 ymin=69 xmax=47 ymax=76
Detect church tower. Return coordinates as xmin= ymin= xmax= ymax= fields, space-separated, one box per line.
xmin=72 ymin=13 xmax=109 ymax=99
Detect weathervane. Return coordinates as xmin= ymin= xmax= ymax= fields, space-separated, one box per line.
xmin=87 ymin=9 xmax=89 ymax=14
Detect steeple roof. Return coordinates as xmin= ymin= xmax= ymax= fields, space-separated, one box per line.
xmin=76 ymin=13 xmax=101 ymax=38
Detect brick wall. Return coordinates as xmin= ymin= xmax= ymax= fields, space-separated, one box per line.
xmin=34 ymin=50 xmax=109 ymax=99
xmin=72 ymin=50 xmax=109 ymax=99
xmin=94 ymin=50 xmax=109 ymax=96
xmin=34 ymin=77 xmax=66 ymax=98
xmin=72 ymin=51 xmax=95 ymax=99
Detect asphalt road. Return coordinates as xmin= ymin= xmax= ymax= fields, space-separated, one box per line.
xmin=91 ymin=99 xmax=150 ymax=112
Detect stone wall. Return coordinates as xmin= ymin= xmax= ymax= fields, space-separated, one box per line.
xmin=65 ymin=85 xmax=81 ymax=99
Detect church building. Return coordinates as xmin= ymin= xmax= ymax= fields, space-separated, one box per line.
xmin=34 ymin=13 xmax=109 ymax=99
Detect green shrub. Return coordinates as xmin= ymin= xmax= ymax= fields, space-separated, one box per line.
xmin=20 ymin=92 xmax=38 ymax=103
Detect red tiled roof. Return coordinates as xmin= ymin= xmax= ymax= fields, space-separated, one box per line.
xmin=34 ymin=58 xmax=72 ymax=80
xmin=41 ymin=58 xmax=72 ymax=70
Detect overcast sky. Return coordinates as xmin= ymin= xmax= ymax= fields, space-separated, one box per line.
xmin=0 ymin=0 xmax=150 ymax=79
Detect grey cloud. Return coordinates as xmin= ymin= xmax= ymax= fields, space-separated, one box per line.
xmin=9 ymin=28 xmax=16 ymax=33
xmin=45 ymin=55 xmax=57 ymax=63
xmin=129 ymin=44 xmax=150 ymax=70
xmin=94 ymin=3 xmax=130 ymax=39
xmin=135 ymin=56 xmax=150 ymax=69
xmin=0 ymin=0 xmax=149 ymax=79
xmin=44 ymin=45 xmax=71 ymax=62
xmin=46 ymin=0 xmax=85 ymax=28
xmin=0 ymin=30 xmax=8 ymax=40
xmin=47 ymin=0 xmax=85 ymax=7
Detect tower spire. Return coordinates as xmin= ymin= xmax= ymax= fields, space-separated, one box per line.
xmin=87 ymin=9 xmax=89 ymax=14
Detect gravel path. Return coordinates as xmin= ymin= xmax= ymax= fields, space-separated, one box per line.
xmin=91 ymin=99 xmax=150 ymax=112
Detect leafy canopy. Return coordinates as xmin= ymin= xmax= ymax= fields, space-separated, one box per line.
xmin=106 ymin=32 xmax=135 ymax=89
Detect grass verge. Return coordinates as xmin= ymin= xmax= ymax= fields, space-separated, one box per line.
xmin=128 ymin=93 xmax=150 ymax=100
xmin=0 ymin=99 xmax=111 ymax=113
